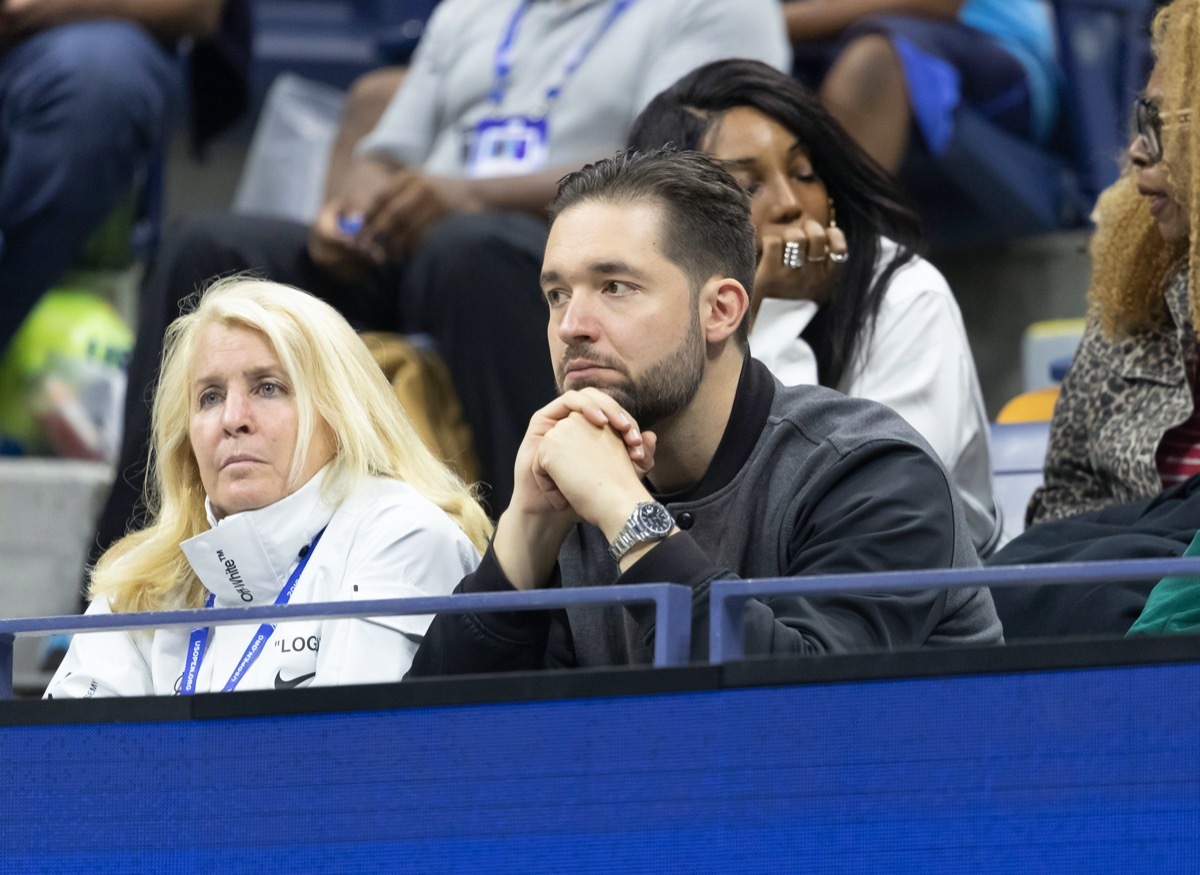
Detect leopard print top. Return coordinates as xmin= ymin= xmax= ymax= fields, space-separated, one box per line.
xmin=1027 ymin=268 xmax=1197 ymax=526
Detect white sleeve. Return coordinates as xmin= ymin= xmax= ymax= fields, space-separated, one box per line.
xmin=633 ymin=0 xmax=791 ymax=111
xmin=843 ymin=268 xmax=981 ymax=470
xmin=42 ymin=598 xmax=155 ymax=699
xmin=748 ymin=297 xmax=821 ymax=387
xmin=355 ymin=1 xmax=456 ymax=164
xmin=312 ymin=500 xmax=482 ymax=687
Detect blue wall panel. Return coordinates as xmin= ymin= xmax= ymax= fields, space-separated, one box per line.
xmin=2 ymin=662 xmax=1198 ymax=871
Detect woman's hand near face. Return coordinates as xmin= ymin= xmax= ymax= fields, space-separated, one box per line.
xmin=752 ymin=218 xmax=849 ymax=326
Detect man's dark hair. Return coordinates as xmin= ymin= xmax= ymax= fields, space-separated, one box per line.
xmin=627 ymin=58 xmax=925 ymax=390
xmin=548 ymin=148 xmax=758 ymax=349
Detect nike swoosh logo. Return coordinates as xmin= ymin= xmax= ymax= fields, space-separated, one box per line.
xmin=274 ymin=670 xmax=316 ymax=690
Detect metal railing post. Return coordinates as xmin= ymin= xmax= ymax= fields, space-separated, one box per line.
xmin=652 ymin=585 xmax=692 ymax=667
xmin=0 ymin=633 xmax=13 ymax=701
xmin=0 ymin=583 xmax=697 ymax=689
xmin=709 ymin=592 xmax=747 ymax=665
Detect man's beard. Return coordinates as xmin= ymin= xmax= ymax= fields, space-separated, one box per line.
xmin=555 ymin=315 xmax=705 ymax=429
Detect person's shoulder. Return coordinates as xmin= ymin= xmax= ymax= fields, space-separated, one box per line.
xmin=1074 ymin=309 xmax=1175 ymax=381
xmin=665 ymin=0 xmax=779 ymax=11
xmin=327 ymin=478 xmax=482 ymax=574
xmin=768 ymin=378 xmax=930 ymax=457
xmin=655 ymin=0 xmax=786 ymax=29
xmin=82 ymin=595 xmax=116 ymax=617
xmin=873 ymin=237 xmax=957 ymax=309
xmin=418 ymin=0 xmax=503 ymax=43
xmin=427 ymin=0 xmax=493 ymax=18
xmin=769 ymin=378 xmax=906 ymax=425
xmin=340 ymin=476 xmax=440 ymax=514
xmin=335 ymin=478 xmax=470 ymax=542
xmin=760 ymin=383 xmax=956 ymax=534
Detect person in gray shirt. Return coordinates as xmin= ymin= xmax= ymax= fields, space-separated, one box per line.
xmin=409 ymin=149 xmax=1002 ymax=674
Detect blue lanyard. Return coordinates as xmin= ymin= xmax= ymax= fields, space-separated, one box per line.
xmin=180 ymin=527 xmax=326 ymax=695
xmin=489 ymin=0 xmax=637 ymax=109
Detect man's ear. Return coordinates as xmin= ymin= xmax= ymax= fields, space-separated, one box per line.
xmin=700 ymin=276 xmax=749 ymax=344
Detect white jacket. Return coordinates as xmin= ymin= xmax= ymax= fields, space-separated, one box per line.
xmin=44 ymin=468 xmax=481 ymax=698
xmin=749 ymin=238 xmax=1002 ymax=556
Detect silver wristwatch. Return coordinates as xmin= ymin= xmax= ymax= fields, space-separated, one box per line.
xmin=608 ymin=501 xmax=675 ymax=562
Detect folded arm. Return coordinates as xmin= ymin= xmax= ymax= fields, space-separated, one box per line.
xmin=782 ymin=0 xmax=962 ymax=42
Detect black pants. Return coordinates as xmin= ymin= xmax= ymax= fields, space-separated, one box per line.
xmin=91 ymin=209 xmax=555 ymax=563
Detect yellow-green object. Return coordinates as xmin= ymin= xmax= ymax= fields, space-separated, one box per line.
xmin=0 ymin=288 xmax=133 ymax=452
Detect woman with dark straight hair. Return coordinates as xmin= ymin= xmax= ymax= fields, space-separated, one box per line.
xmin=629 ymin=58 xmax=1001 ymax=556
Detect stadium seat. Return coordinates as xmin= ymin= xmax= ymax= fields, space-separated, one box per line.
xmin=990 ymin=419 xmax=1051 ymax=540
xmin=996 ymin=387 xmax=1061 ymax=424
xmin=1021 ymin=316 xmax=1087 ymax=391
xmin=248 ymin=0 xmax=440 ymax=98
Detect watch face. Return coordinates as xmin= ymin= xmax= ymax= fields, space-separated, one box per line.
xmin=636 ymin=502 xmax=674 ymax=537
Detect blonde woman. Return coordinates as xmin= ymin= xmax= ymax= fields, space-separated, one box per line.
xmin=1028 ymin=0 xmax=1200 ymax=526
xmin=46 ymin=278 xmax=491 ymax=697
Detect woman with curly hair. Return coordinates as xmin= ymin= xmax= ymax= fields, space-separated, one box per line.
xmin=1027 ymin=0 xmax=1200 ymax=525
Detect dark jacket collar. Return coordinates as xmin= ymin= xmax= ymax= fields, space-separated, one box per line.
xmin=648 ymin=356 xmax=775 ymax=504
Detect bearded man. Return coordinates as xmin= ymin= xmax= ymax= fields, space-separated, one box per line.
xmin=409 ymin=149 xmax=1001 ymax=672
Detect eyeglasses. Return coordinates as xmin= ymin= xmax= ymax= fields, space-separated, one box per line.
xmin=1135 ymin=97 xmax=1192 ymax=164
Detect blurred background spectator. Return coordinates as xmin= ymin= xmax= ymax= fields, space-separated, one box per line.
xmin=0 ymin=0 xmax=251 ymax=461
xmin=784 ymin=0 xmax=1057 ymax=176
xmin=0 ymin=0 xmax=250 ymax=352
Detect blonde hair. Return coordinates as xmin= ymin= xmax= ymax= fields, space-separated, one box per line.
xmin=91 ymin=277 xmax=493 ymax=613
xmin=1090 ymin=0 xmax=1198 ymax=337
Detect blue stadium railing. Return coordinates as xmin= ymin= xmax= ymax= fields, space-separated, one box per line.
xmin=6 ymin=556 xmax=1200 ymax=698
xmin=0 ymin=583 xmax=692 ymax=699
xmin=707 ymin=557 xmax=1200 ymax=663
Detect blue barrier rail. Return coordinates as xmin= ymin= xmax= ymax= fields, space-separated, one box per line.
xmin=708 ymin=557 xmax=1200 ymax=664
xmin=0 ymin=583 xmax=692 ymax=699
xmin=7 ymin=557 xmax=1200 ymax=697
